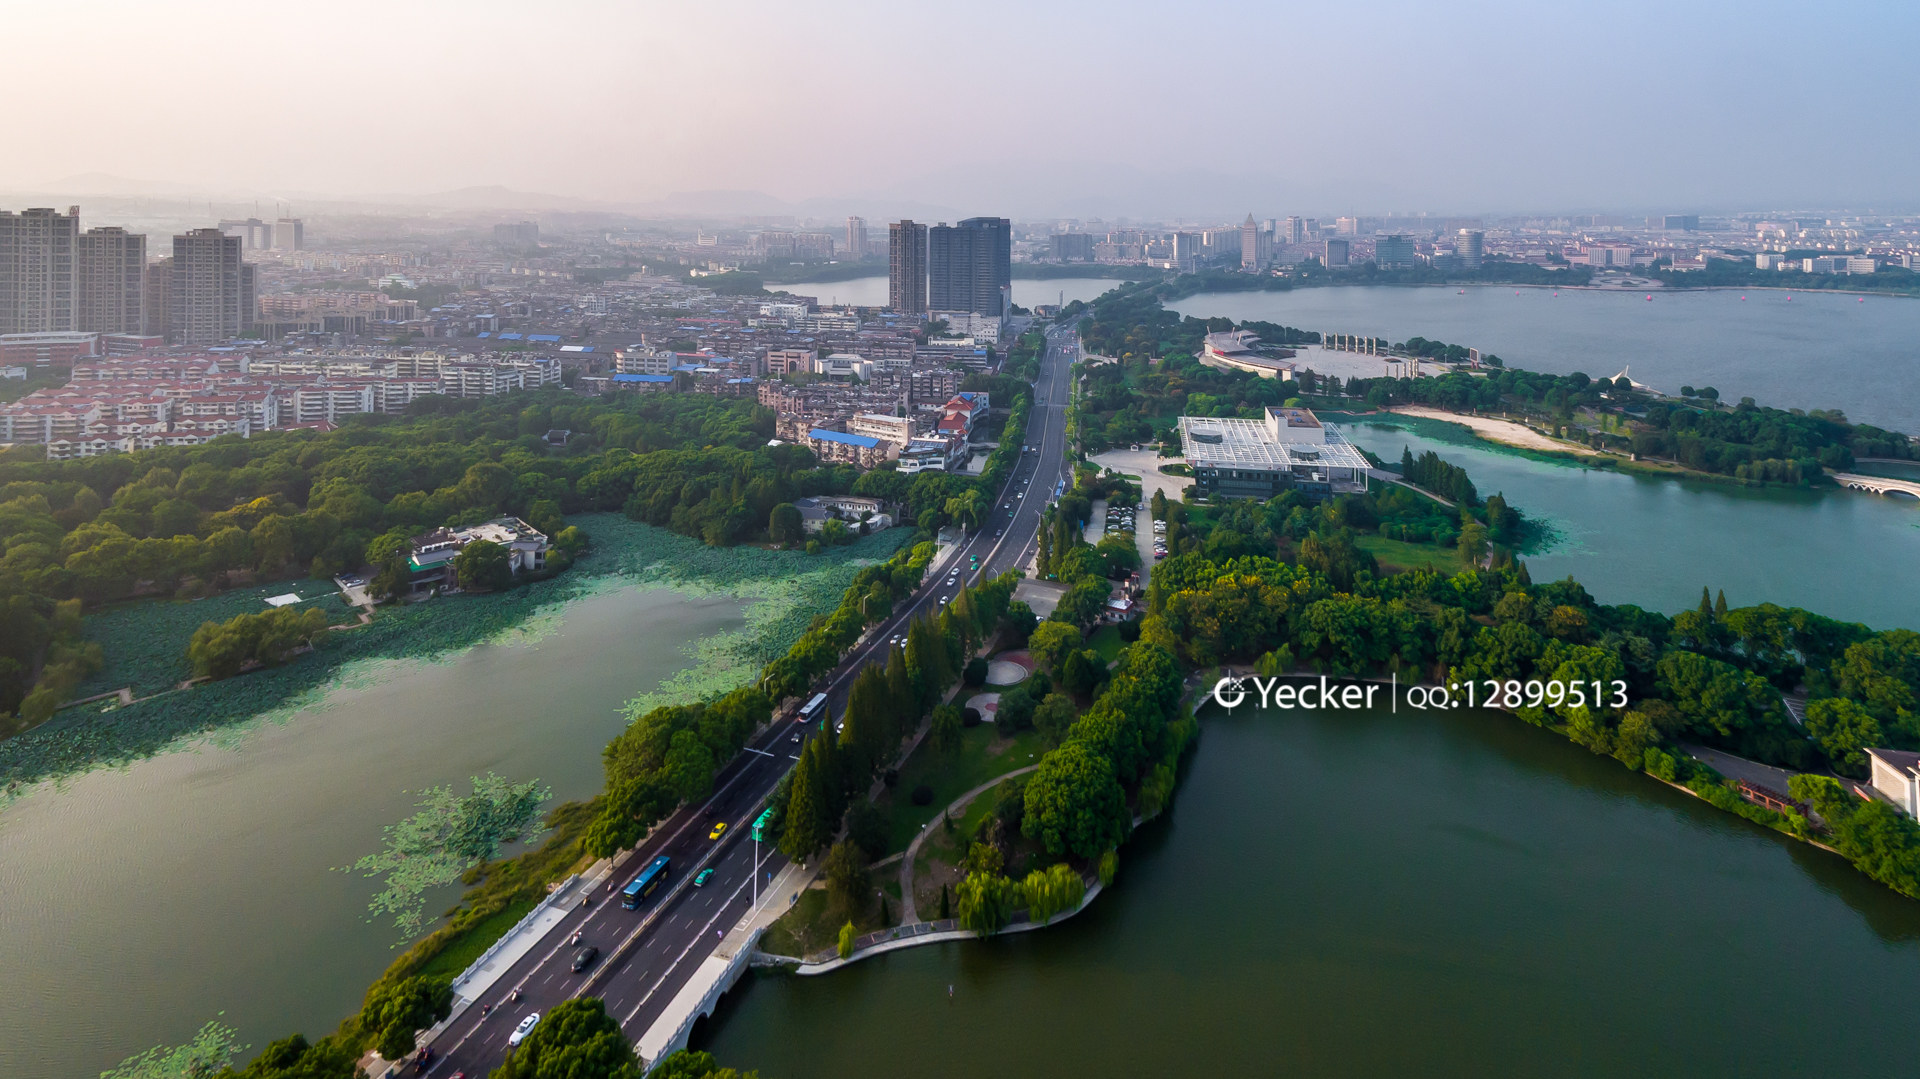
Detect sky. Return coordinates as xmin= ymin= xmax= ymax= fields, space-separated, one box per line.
xmin=6 ymin=0 xmax=1919 ymax=219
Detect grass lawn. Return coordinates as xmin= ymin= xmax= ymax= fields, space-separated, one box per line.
xmin=910 ymin=777 xmax=1008 ymax=914
xmin=1087 ymin=624 xmax=1127 ymax=663
xmin=759 ymin=887 xmax=838 ymax=959
xmin=763 ymin=871 xmax=899 ymax=958
xmin=880 ymin=722 xmax=1047 ymax=855
xmin=1355 ymin=534 xmax=1465 ymax=575
xmin=413 ymin=895 xmax=540 ymax=983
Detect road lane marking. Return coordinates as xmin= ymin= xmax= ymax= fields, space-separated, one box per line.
xmin=621 ymin=871 xmax=755 ymax=1027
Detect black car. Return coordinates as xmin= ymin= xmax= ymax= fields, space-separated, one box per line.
xmin=571 ymin=945 xmax=600 ymax=972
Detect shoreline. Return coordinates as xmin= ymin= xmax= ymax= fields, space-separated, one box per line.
xmin=1360 ymin=407 xmax=1872 ymax=493
xmin=1383 ymin=405 xmax=1604 ymax=458
xmin=1175 ymin=279 xmax=1920 ymax=300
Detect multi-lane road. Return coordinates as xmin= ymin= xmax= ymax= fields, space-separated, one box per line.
xmin=423 ymin=321 xmax=1078 ymax=1075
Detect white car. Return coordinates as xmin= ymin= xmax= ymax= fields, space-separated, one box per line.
xmin=509 ymin=1013 xmax=540 ymax=1047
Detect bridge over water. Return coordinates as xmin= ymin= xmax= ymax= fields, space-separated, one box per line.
xmin=1832 ymin=472 xmax=1920 ymax=501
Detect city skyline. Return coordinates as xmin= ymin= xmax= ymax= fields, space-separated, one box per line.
xmin=9 ymin=0 xmax=1920 ymax=218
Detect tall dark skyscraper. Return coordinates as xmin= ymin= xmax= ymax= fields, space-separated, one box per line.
xmin=888 ymin=220 xmax=928 ymax=316
xmin=928 ymin=217 xmax=1011 ymax=316
xmin=171 ymin=228 xmax=251 ymax=345
xmin=0 ymin=206 xmax=80 ymax=333
xmin=76 ymin=227 xmax=146 ymax=333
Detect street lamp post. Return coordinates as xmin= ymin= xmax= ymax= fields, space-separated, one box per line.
xmin=750 ymin=808 xmax=775 ymax=911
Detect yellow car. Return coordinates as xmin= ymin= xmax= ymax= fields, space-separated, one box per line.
xmin=708 ymin=822 xmax=728 ymax=841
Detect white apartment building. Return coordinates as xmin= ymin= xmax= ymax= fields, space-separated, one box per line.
xmin=615 ymin=346 xmax=675 ymax=375
xmin=285 ymin=382 xmax=376 ymax=424
xmin=815 ymin=353 xmax=874 ymax=379
xmin=847 ymin=411 xmax=915 ymax=446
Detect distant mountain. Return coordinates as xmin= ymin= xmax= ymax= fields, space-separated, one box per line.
xmin=615 ymin=188 xmax=963 ymax=223
xmin=21 ymin=172 xmax=203 ymax=198
xmin=408 ymin=185 xmax=608 ymax=212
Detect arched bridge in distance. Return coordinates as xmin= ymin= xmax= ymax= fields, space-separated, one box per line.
xmin=1832 ymin=472 xmax=1920 ymax=501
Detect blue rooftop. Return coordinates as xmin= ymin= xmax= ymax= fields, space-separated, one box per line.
xmin=528 ymin=334 xmax=562 ymax=342
xmin=613 ymin=373 xmax=674 ymax=383
xmin=809 ymin=429 xmax=882 ymax=449
xmin=476 ymin=332 xmax=492 ymax=338
xmin=497 ymin=332 xmax=523 ymax=340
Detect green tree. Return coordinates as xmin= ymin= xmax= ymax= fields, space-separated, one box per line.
xmin=945 ymin=489 xmax=986 ymax=534
xmin=837 ymin=919 xmax=857 ymax=959
xmin=930 ymin=702 xmax=963 ymax=755
xmin=768 ymin=502 xmax=803 ymax=546
xmin=491 ymin=997 xmax=641 ymax=1079
xmin=823 ymin=838 xmax=870 ymax=914
xmin=651 ymin=1050 xmax=758 ymax=1079
xmin=1032 ymin=692 xmax=1078 ymax=747
xmin=1062 ymin=648 xmax=1103 ymax=698
xmin=187 ymin=606 xmax=330 ymax=680
xmin=1022 ymin=863 xmax=1086 ymax=924
xmin=779 ymin=732 xmax=833 ymax=861
xmin=455 ymin=539 xmax=514 ymax=591
xmin=995 ymin=684 xmax=1037 ymax=734
xmin=217 ymin=1033 xmax=359 ymax=1079
xmin=1456 ymin=521 xmax=1489 ymax=568
xmin=1806 ymin=697 xmax=1884 ymax=777
xmin=359 ymin=975 xmax=451 ymax=1063
xmin=1022 ymin=740 xmax=1128 ymax=860
xmin=660 ymin=729 xmax=717 ymax=802
xmin=905 ymin=616 xmax=951 ymax=707
xmin=1027 ymin=621 xmax=1082 ymax=678
xmin=955 ymin=869 xmax=1019 ymax=935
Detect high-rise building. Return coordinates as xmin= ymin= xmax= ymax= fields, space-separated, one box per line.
xmin=1241 ymin=214 xmax=1260 ymax=270
xmin=846 ymin=216 xmax=867 ymax=258
xmin=888 ymin=220 xmax=928 ymax=316
xmin=144 ymin=256 xmax=172 ymax=339
xmin=1660 ymin=214 xmax=1700 ymax=231
xmin=493 ymin=221 xmax=539 ymax=246
xmin=1171 ymin=232 xmax=1201 ymax=264
xmin=1324 ymin=239 xmax=1351 ymax=268
xmin=272 ymin=218 xmax=304 ymax=252
xmin=1051 ymin=233 xmax=1094 ymax=262
xmin=171 ymin=229 xmax=248 ymax=345
xmin=76 ymin=227 xmax=145 ymax=333
xmin=1375 ymin=234 xmax=1416 ymax=269
xmin=928 ymin=217 xmax=1011 ymax=317
xmin=0 ymin=206 xmax=81 ymax=334
xmin=1283 ymin=216 xmax=1305 ymax=244
xmin=1335 ymin=216 xmax=1359 ymax=235
xmin=1456 ymin=229 xmax=1484 ymax=269
xmin=220 ymin=217 xmax=272 ymax=249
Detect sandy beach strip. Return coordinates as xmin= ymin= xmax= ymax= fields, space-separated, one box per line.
xmin=1388 ymin=405 xmax=1604 ymax=457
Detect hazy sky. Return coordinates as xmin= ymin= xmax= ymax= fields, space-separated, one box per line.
xmin=8 ymin=0 xmax=1919 ymax=218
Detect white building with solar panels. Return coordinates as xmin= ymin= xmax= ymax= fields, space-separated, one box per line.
xmin=1178 ymin=407 xmax=1370 ymax=500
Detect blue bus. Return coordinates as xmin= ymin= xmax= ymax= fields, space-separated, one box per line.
xmin=620 ymin=855 xmax=671 ymax=909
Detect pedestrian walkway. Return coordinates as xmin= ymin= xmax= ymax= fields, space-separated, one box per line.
xmin=1083 ymin=499 xmax=1107 ymax=544
xmin=794 ymin=879 xmax=1104 ymax=975
xmin=897 ymin=764 xmax=1039 ymax=923
xmin=450 ymin=865 xmax=609 ymax=1005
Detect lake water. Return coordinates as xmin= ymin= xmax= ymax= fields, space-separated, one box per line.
xmin=1340 ymin=416 xmax=1920 ymax=632
xmin=703 ymin=704 xmax=1920 ymax=1077
xmin=1167 ymin=285 xmax=1920 ymax=433
xmin=772 ymin=275 xmax=1129 ymax=310
xmin=0 ymin=584 xmax=745 ymax=1079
